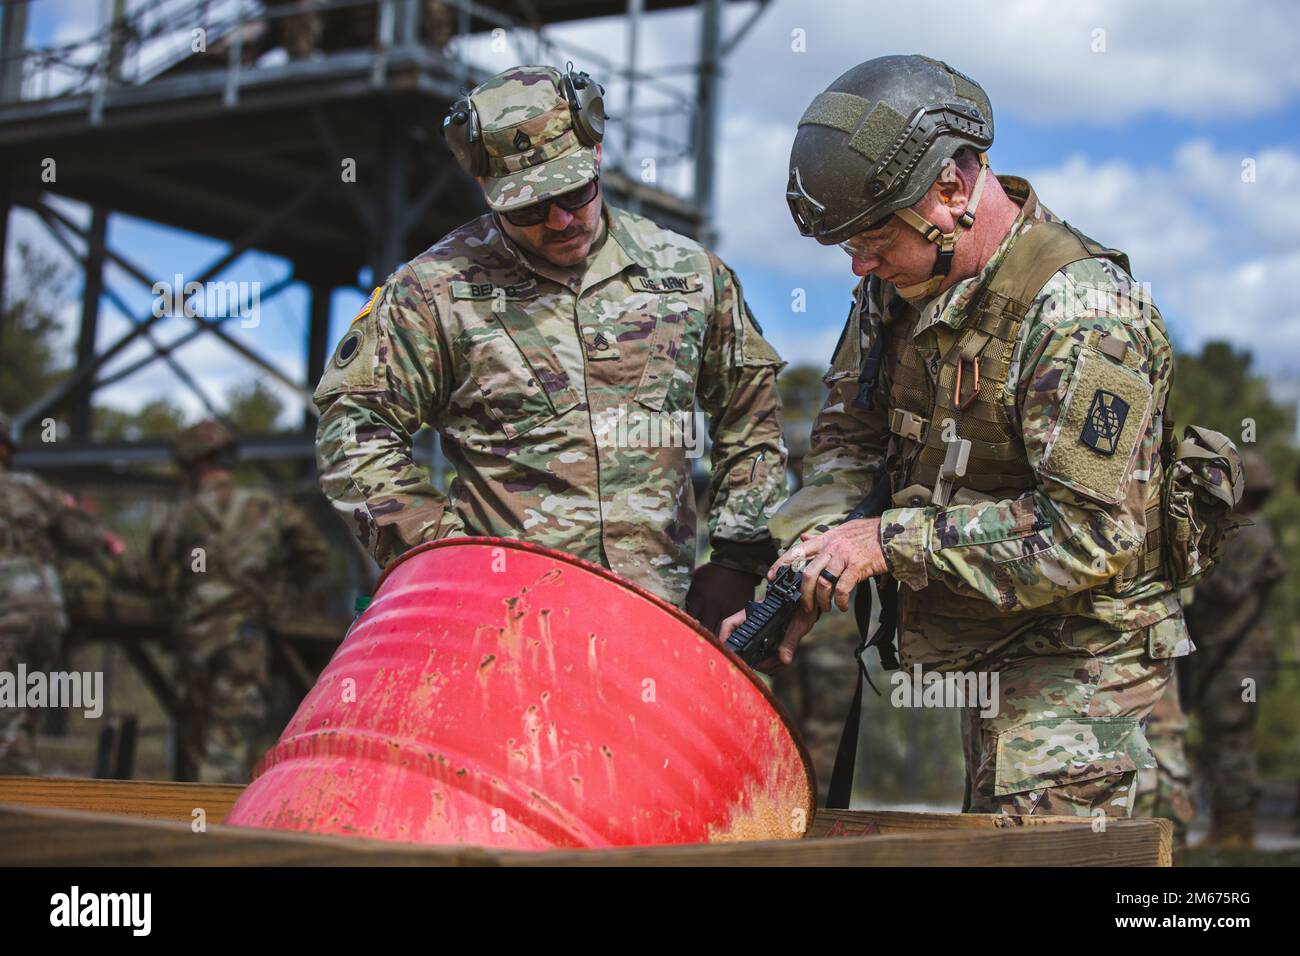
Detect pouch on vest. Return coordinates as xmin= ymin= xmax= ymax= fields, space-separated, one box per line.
xmin=1160 ymin=424 xmax=1246 ymax=588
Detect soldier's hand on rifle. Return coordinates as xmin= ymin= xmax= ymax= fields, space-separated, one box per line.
xmin=774 ymin=517 xmax=888 ymax=614
xmin=718 ymin=602 xmax=819 ymax=674
xmin=685 ymin=562 xmax=762 ymax=636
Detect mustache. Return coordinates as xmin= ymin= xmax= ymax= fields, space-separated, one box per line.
xmin=546 ymin=223 xmax=589 ymax=241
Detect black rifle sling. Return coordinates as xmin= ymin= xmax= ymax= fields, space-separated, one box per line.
xmin=827 ymin=576 xmax=898 ymax=809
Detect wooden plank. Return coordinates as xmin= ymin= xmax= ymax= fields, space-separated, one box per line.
xmin=0 ymin=803 xmax=1170 ymax=867
xmin=807 ymin=808 xmax=1091 ymax=838
xmin=0 ymin=777 xmax=244 ymax=825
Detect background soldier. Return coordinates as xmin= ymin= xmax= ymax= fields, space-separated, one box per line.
xmin=1181 ymin=450 xmax=1285 ymax=848
xmin=726 ymin=54 xmax=1201 ymax=818
xmin=314 ymin=65 xmax=788 ymax=630
xmin=150 ymin=420 xmax=327 ymax=783
xmin=0 ymin=411 xmax=123 ymax=774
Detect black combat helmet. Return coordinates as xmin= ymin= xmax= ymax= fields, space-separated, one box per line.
xmin=787 ymin=54 xmax=995 ymax=292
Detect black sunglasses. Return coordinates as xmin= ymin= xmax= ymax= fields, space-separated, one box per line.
xmin=501 ymin=177 xmax=600 ymax=227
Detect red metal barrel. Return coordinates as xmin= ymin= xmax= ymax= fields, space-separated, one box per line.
xmin=226 ymin=537 xmax=814 ymax=850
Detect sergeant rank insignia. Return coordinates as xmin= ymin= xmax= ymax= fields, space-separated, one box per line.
xmin=1080 ymin=389 xmax=1128 ymax=455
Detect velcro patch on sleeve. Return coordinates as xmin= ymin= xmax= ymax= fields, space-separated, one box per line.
xmin=629 ymin=274 xmax=703 ymax=294
xmin=1038 ymin=346 xmax=1152 ymax=505
xmin=315 ymin=305 xmax=383 ymax=399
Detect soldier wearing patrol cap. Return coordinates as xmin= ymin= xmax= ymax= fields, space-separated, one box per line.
xmin=723 ymin=54 xmax=1203 ymax=818
xmin=150 ymin=420 xmax=327 ymax=782
xmin=1 ymin=411 xmax=124 ymax=774
xmin=314 ymin=65 xmax=788 ymax=630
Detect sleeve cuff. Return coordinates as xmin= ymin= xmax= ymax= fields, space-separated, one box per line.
xmin=879 ymin=506 xmax=935 ymax=591
xmin=708 ymin=536 xmax=779 ymax=578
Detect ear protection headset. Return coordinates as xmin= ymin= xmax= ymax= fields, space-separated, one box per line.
xmin=442 ymin=65 xmax=606 ymax=177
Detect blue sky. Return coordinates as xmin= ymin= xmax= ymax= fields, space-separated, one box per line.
xmin=10 ymin=0 xmax=1300 ymax=427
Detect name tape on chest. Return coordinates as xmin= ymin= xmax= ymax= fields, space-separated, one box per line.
xmin=450 ymin=280 xmax=539 ymax=301
xmin=629 ymin=274 xmax=703 ymax=295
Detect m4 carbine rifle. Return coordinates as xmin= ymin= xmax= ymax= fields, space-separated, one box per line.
xmin=724 ymin=478 xmax=898 ymax=671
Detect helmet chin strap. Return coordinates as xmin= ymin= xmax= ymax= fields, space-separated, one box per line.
xmin=893 ymin=151 xmax=990 ymax=300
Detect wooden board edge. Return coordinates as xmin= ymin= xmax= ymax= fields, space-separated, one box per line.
xmin=0 ymin=802 xmax=1170 ymax=867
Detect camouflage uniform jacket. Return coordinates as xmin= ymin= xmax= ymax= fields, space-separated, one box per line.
xmin=771 ymin=177 xmax=1188 ymax=671
xmin=314 ymin=203 xmax=788 ymax=606
xmin=0 ymin=469 xmax=106 ymax=624
xmin=149 ymin=474 xmax=328 ymax=647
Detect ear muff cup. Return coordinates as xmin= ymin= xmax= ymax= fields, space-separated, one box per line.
xmin=442 ymin=97 xmax=487 ymax=176
xmin=563 ymin=71 xmax=606 ymax=147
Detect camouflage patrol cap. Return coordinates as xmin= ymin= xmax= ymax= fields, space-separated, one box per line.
xmin=1241 ymin=450 xmax=1275 ymax=493
xmin=467 ymin=65 xmax=600 ymax=213
xmin=174 ymin=419 xmax=237 ymax=465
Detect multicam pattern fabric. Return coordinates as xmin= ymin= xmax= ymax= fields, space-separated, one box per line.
xmin=149 ymin=473 xmax=328 ymax=783
xmin=959 ymin=622 xmax=1170 ymax=817
xmin=471 ymin=66 xmax=599 ymax=212
xmin=772 ymin=175 xmax=1185 ymax=814
xmin=314 ymin=203 xmax=788 ymax=606
xmin=0 ymin=470 xmax=107 ymax=774
xmin=182 ymin=618 xmax=277 ymax=784
xmin=1134 ymin=670 xmax=1194 ymax=845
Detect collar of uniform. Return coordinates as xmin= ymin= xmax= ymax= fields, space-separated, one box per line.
xmin=579 ymin=205 xmax=638 ymax=295
xmin=913 ymin=175 xmax=1039 ymax=336
xmin=603 ymin=203 xmax=656 ymax=271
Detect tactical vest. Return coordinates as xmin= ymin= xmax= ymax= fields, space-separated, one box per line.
xmin=878 ymin=220 xmax=1166 ymax=613
xmin=885 ymin=220 xmax=1130 ymax=500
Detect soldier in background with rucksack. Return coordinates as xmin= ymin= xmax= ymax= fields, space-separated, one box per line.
xmin=1180 ymin=450 xmax=1286 ymax=848
xmin=150 ymin=420 xmax=327 ymax=783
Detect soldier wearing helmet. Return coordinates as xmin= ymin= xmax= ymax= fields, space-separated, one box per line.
xmin=150 ymin=419 xmax=328 ymax=782
xmin=724 ymin=54 xmax=1193 ymax=819
xmin=313 ymin=64 xmax=788 ymax=634
xmin=1178 ymin=448 xmax=1285 ymax=848
xmin=0 ymin=411 xmax=123 ymax=774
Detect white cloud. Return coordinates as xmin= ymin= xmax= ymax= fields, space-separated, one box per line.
xmin=714 ymin=112 xmax=843 ymax=275
xmin=1024 ymin=143 xmax=1300 ymax=376
xmin=721 ymin=0 xmax=1300 ymax=128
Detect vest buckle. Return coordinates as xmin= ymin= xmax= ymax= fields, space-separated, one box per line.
xmin=888 ymin=409 xmax=928 ymax=443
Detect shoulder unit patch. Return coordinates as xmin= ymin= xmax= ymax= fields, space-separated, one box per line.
xmin=1038 ymin=345 xmax=1153 ymax=505
xmin=1080 ymin=389 xmax=1129 ymax=455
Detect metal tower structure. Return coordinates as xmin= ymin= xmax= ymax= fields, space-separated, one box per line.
xmin=0 ymin=0 xmax=771 ymax=469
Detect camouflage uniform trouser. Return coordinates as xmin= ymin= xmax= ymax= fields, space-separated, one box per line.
xmin=1195 ymin=662 xmax=1263 ymax=819
xmin=772 ymin=629 xmax=860 ymax=804
xmin=960 ymin=625 xmax=1170 ymax=818
xmin=179 ymin=617 xmax=275 ymax=784
xmin=1133 ymin=668 xmax=1194 ymax=844
xmin=0 ymin=604 xmax=62 ymax=776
